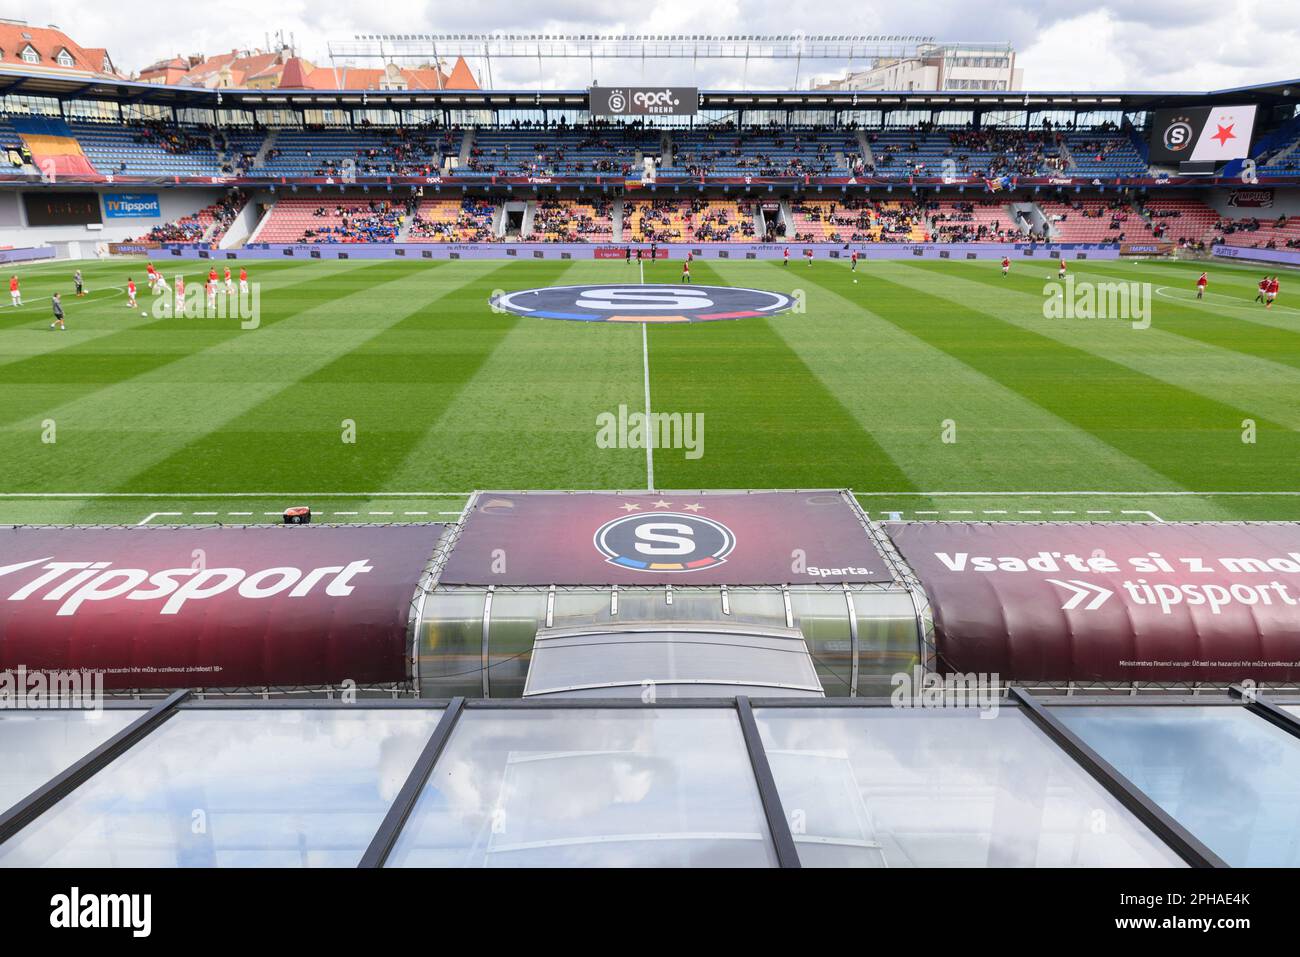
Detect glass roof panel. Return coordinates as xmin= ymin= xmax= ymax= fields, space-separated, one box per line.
xmin=386 ymin=708 xmax=777 ymax=867
xmin=0 ymin=708 xmax=443 ymax=868
xmin=755 ymin=706 xmax=1184 ymax=867
xmin=0 ymin=709 xmax=143 ymax=814
xmin=1054 ymin=704 xmax=1300 ymax=867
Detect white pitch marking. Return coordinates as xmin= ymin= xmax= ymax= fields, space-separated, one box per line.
xmin=851 ymin=491 xmax=1300 ymax=497
xmin=0 ymin=492 xmax=478 ymax=499
xmin=334 ymin=511 xmax=358 ymax=515
xmin=228 ymin=511 xmax=253 ymax=516
xmin=642 ymin=321 xmax=655 ymax=492
xmin=982 ymin=510 xmax=1007 ymax=514
xmin=1122 ymin=509 xmax=1166 ymax=522
xmin=194 ymin=511 xmax=218 ymax=516
xmin=369 ymin=511 xmax=394 ymax=516
xmin=949 ymin=510 xmax=974 ymax=514
xmin=1019 ymin=510 xmax=1042 ymax=514
xmin=3 ymin=489 xmax=1299 ymax=499
xmin=136 ymin=511 xmax=181 ymax=525
xmin=1086 ymin=510 xmax=1111 ymax=514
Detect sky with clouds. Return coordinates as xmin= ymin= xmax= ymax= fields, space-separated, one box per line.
xmin=18 ymin=0 xmax=1300 ymax=91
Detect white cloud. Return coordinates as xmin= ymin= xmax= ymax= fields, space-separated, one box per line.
xmin=13 ymin=0 xmax=1299 ymax=90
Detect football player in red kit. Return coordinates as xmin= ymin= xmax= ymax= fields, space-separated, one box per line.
xmin=1196 ymin=272 xmax=1208 ymax=299
xmin=1266 ymin=276 xmax=1279 ymax=308
xmin=1001 ymin=256 xmax=1010 ymax=276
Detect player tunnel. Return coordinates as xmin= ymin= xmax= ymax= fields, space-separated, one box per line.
xmin=3 ymin=494 xmax=1299 ymax=697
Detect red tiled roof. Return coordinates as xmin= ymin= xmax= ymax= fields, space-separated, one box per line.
xmin=446 ymin=57 xmax=477 ymax=90
xmin=0 ymin=21 xmax=118 ymax=76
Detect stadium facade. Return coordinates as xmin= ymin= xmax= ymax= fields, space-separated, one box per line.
xmin=1 ymin=71 xmax=1300 ymax=870
xmin=0 ymin=72 xmax=1298 ymax=264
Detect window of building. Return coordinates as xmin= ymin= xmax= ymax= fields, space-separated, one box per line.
xmin=20 ymin=45 xmax=40 ymax=64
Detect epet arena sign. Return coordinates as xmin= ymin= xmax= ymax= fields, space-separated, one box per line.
xmin=589 ymin=86 xmax=698 ymax=116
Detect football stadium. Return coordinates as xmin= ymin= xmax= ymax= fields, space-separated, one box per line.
xmin=1 ymin=14 xmax=1300 ymax=896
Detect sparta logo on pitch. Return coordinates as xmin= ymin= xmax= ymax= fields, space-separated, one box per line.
xmin=593 ymin=513 xmax=736 ymax=572
xmin=491 ymin=284 xmax=795 ymax=323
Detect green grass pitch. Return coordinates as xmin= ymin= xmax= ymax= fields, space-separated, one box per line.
xmin=0 ymin=253 xmax=1297 ymax=526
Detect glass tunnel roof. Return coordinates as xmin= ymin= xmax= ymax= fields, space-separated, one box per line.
xmin=2 ymin=692 xmax=1297 ymax=868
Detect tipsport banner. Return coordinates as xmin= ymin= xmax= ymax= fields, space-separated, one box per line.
xmin=884 ymin=522 xmax=1300 ymax=682
xmin=588 ymin=86 xmax=698 ymax=116
xmin=0 ymin=524 xmax=445 ymax=690
xmin=440 ymin=491 xmax=894 ymax=585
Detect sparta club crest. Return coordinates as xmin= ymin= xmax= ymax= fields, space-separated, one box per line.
xmin=490 ymin=284 xmax=795 ymax=323
xmin=593 ymin=511 xmax=736 ymax=572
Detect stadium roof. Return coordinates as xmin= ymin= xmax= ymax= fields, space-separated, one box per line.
xmin=2 ymin=69 xmax=1298 ymax=112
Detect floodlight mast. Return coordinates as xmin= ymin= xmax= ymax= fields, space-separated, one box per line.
xmin=324 ymin=33 xmax=1005 ymax=89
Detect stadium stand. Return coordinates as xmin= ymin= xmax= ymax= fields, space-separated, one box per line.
xmin=866 ymin=124 xmax=1061 ymax=180
xmin=254 ymin=197 xmax=412 ymax=243
xmin=623 ymin=198 xmax=757 ymax=242
xmin=249 ymin=125 xmax=455 ymax=179
xmin=531 ymin=198 xmax=614 ymax=242
xmin=1038 ymin=197 xmax=1143 ymax=242
xmin=788 ymin=198 xmax=931 ymax=243
xmin=1134 ymin=197 xmax=1221 ymax=247
xmin=461 ymin=122 xmax=651 ymax=178
xmin=1215 ymin=214 xmax=1300 ymax=250
xmin=1060 ymin=130 xmax=1148 ymax=178
xmin=407 ymin=198 xmax=499 ymax=242
xmin=669 ymin=125 xmax=857 ymax=178
xmin=134 ymin=189 xmax=249 ymax=244
xmin=71 ymin=119 xmax=224 ymax=177
xmin=929 ymin=200 xmax=1024 ymax=242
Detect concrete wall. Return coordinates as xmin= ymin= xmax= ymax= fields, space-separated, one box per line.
xmin=1204 ymin=186 xmax=1300 ymax=218
xmin=0 ymin=187 xmax=223 ymax=258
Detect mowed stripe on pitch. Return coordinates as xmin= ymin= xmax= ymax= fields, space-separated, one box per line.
xmin=0 ymin=262 xmax=464 ymax=493
xmin=902 ymin=260 xmax=1300 ymax=432
xmin=380 ymin=260 xmax=652 ymax=491
xmin=1008 ymin=259 xmax=1300 ymax=372
xmin=647 ymin=260 xmax=916 ymax=490
xmin=774 ymin=262 xmax=1227 ymax=506
xmin=0 ymin=259 xmax=387 ymax=427
xmin=120 ymin=261 xmax=592 ymax=494
xmin=859 ymin=261 xmax=1299 ymax=491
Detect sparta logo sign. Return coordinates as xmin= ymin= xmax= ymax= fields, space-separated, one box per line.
xmin=1162 ymin=116 xmax=1195 ymax=154
xmin=491 ymin=284 xmax=795 ymax=323
xmin=593 ymin=512 xmax=736 ymax=572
